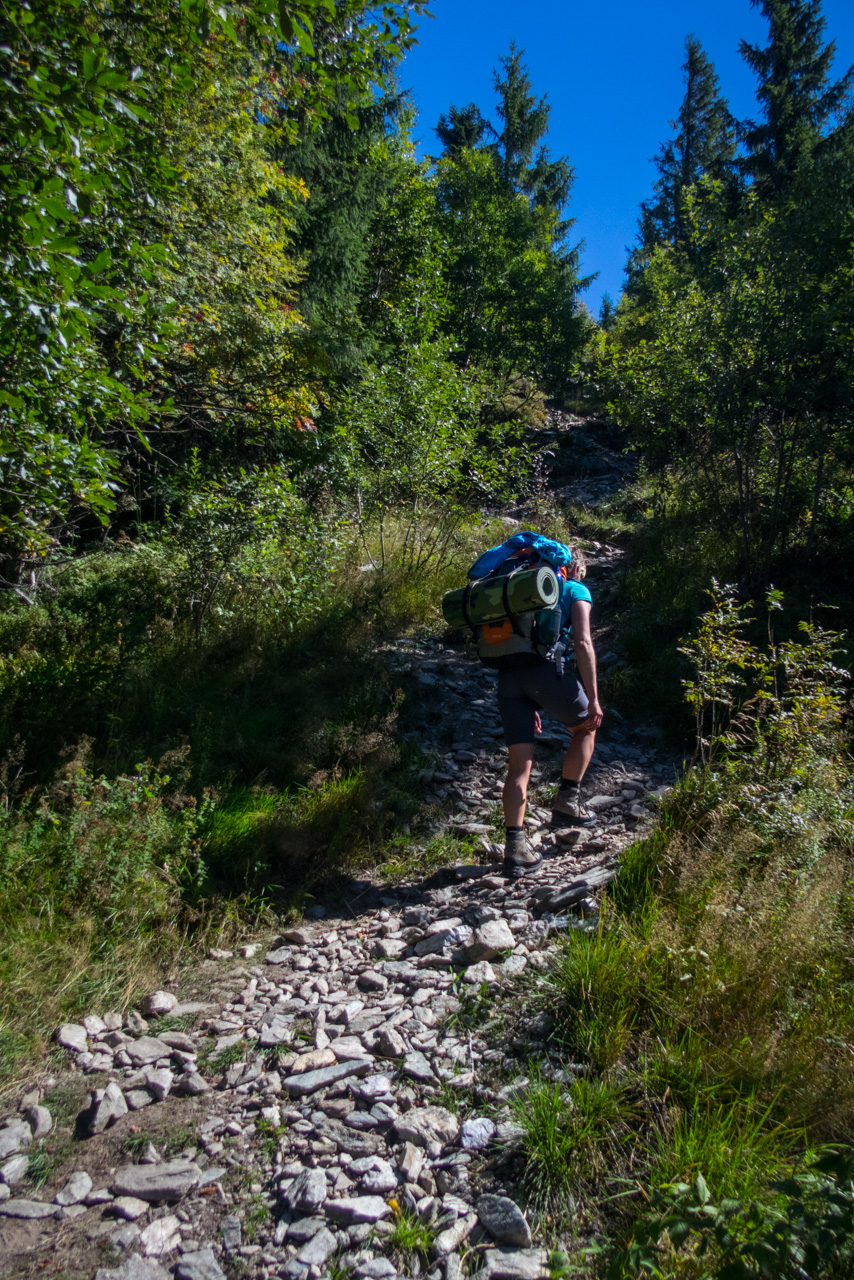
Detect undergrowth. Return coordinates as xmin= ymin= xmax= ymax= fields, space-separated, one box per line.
xmin=0 ymin=509 xmax=529 ymax=1088
xmin=511 ymin=589 xmax=854 ymax=1277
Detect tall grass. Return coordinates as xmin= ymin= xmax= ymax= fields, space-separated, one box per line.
xmin=509 ymin=592 xmax=854 ymax=1272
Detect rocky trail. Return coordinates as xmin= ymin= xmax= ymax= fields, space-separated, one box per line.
xmin=0 ymin=418 xmax=677 ymax=1280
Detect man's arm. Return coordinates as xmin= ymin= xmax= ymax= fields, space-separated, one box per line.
xmin=570 ymin=599 xmax=603 ymax=729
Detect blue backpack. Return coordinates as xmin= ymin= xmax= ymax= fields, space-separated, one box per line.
xmin=467 ymin=532 xmax=573 ymax=675
xmin=468 ymin=531 xmax=573 ymax=579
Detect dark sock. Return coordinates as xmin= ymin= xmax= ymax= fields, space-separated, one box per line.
xmin=505 ymin=824 xmax=523 ymax=833
xmin=559 ymin=779 xmax=580 ymax=793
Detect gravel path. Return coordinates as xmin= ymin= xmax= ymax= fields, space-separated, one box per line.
xmin=0 ymin=469 xmax=677 ymax=1280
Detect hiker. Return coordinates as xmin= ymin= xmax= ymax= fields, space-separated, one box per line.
xmin=499 ymin=547 xmax=603 ymax=877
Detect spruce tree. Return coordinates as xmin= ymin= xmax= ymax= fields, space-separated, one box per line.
xmin=490 ymin=42 xmax=573 ymax=218
xmin=435 ymin=102 xmax=489 ymax=157
xmin=640 ymin=35 xmax=737 ymax=251
xmin=740 ymin=0 xmax=854 ymax=195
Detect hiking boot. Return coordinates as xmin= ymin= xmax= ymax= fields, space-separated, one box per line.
xmin=551 ymin=789 xmax=598 ymax=828
xmin=503 ymin=828 xmax=543 ymax=878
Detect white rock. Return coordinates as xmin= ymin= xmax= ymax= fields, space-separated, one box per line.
xmin=25 ymin=1105 xmax=52 ymax=1138
xmin=479 ymin=1248 xmax=548 ymax=1279
xmin=140 ymin=1212 xmax=181 ymax=1255
xmin=143 ymin=1068 xmax=173 ymax=1102
xmin=586 ymin=794 xmax=618 ymax=811
xmin=464 ymin=961 xmax=496 ymax=984
xmin=57 ymin=1023 xmax=88 ymax=1053
xmin=0 ymin=1198 xmax=57 ymax=1219
xmin=94 ymin=1256 xmax=169 ymax=1280
xmin=83 ymin=1015 xmax=107 ymax=1036
xmin=432 ymin=1211 xmax=477 ymax=1257
xmin=125 ymin=1037 xmax=173 ymax=1066
xmin=281 ymin=1167 xmax=326 ymax=1213
xmin=110 ymin=1196 xmax=150 ymax=1221
xmin=0 ymin=1155 xmax=29 ymax=1186
xmin=467 ymin=920 xmax=515 ymax=962
xmin=0 ymin=1122 xmax=32 ymax=1160
xmin=461 ymin=1117 xmax=497 ymax=1150
xmin=295 ymin=1227 xmax=338 ymax=1266
xmin=394 ymin=1105 xmax=459 ymax=1149
xmin=325 ymin=1195 xmax=392 ymax=1224
xmin=54 ymin=1170 xmax=93 ymax=1206
xmin=141 ymin=991 xmax=177 ymax=1017
xmin=89 ymin=1082 xmax=128 ymax=1134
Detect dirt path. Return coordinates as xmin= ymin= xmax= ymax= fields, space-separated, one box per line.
xmin=0 ymin=419 xmax=676 ymax=1280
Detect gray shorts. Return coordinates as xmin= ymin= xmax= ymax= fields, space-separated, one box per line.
xmin=497 ymin=661 xmax=589 ymax=745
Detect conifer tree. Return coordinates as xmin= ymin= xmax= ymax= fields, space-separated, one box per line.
xmin=435 ymin=102 xmax=489 ymax=157
xmin=490 ymin=42 xmax=573 ymax=219
xmin=638 ymin=36 xmax=737 ymax=253
xmin=740 ymin=0 xmax=854 ymax=195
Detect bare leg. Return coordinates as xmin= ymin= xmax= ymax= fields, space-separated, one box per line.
xmin=563 ymin=723 xmax=597 ymax=783
xmin=503 ymin=742 xmax=534 ymax=827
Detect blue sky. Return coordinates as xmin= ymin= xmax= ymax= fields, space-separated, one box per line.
xmin=400 ymin=0 xmax=854 ymax=315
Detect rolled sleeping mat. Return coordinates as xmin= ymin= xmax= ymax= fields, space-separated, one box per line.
xmin=442 ymin=564 xmax=559 ymax=629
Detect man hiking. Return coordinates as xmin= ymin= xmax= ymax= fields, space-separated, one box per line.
xmin=499 ymin=548 xmax=603 ymax=877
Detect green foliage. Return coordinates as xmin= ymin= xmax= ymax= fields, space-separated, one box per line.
xmin=333 ymin=338 xmax=510 ymax=575
xmin=512 ymin=590 xmax=854 ymax=1260
xmin=740 ymin=0 xmax=854 ymax=197
xmin=628 ymin=34 xmax=738 ymax=283
xmin=510 ymin=1073 xmax=629 ymax=1211
xmin=386 ymin=1204 xmax=436 ymax=1259
xmin=0 ymin=0 xmax=429 ymax=562
xmin=602 ymin=1151 xmax=854 ymax=1279
xmin=163 ymin=456 xmax=336 ymax=638
xmin=680 ymin=582 xmax=848 ymax=774
xmin=610 ymin=171 xmax=854 ymax=582
xmin=437 ymin=145 xmax=590 ymax=386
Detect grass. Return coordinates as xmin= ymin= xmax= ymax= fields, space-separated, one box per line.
xmin=502 ymin=590 xmax=854 ymax=1271
xmin=378 ymin=830 xmax=480 ymax=884
xmin=0 ymin=498 xmax=575 ymax=1090
xmin=510 ymin=1074 xmax=629 ymax=1212
xmin=385 ymin=1205 xmax=436 ymax=1261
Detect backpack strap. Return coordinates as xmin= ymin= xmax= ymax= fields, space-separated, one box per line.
xmin=460 ymin=580 xmax=478 ymax=639
xmin=501 ymin=564 xmax=526 ymax=636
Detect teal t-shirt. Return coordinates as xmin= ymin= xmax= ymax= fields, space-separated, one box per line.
xmin=559 ymin=578 xmax=592 ymax=632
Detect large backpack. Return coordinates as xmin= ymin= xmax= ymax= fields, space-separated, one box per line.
xmin=468 ymin=533 xmax=573 ymax=674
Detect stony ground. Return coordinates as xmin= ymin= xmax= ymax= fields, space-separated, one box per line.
xmin=0 ymin=419 xmax=677 ymax=1280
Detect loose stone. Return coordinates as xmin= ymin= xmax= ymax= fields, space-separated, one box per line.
xmin=94 ymin=1259 xmax=170 ymax=1280
xmin=54 ymin=1170 xmax=93 ymax=1206
xmin=174 ymin=1249 xmax=228 ymax=1280
xmin=110 ymin=1196 xmax=151 ymax=1221
xmin=89 ymin=1081 xmax=128 ymax=1134
xmin=141 ymin=991 xmax=178 ymax=1017
xmin=477 ymin=1194 xmax=532 ymax=1247
xmin=0 ymin=1198 xmax=58 ymax=1219
xmin=285 ymin=1058 xmax=372 ymax=1096
xmin=140 ymin=1212 xmax=181 ymax=1255
xmin=0 ymin=1155 xmax=29 ymax=1186
xmin=460 ymin=1117 xmax=496 ymax=1150
xmin=281 ymin=1167 xmax=327 ymax=1213
xmin=110 ymin=1159 xmax=201 ymax=1202
xmin=0 ymin=1122 xmax=32 ymax=1160
xmin=325 ymin=1195 xmax=393 ymax=1224
xmin=57 ymin=1024 xmax=88 ymax=1053
xmin=480 ymin=1248 xmax=548 ymax=1280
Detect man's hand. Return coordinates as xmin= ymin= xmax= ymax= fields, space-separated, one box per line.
xmin=534 ymin=712 xmax=543 ymax=735
xmin=586 ymin=699 xmax=604 ymax=730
